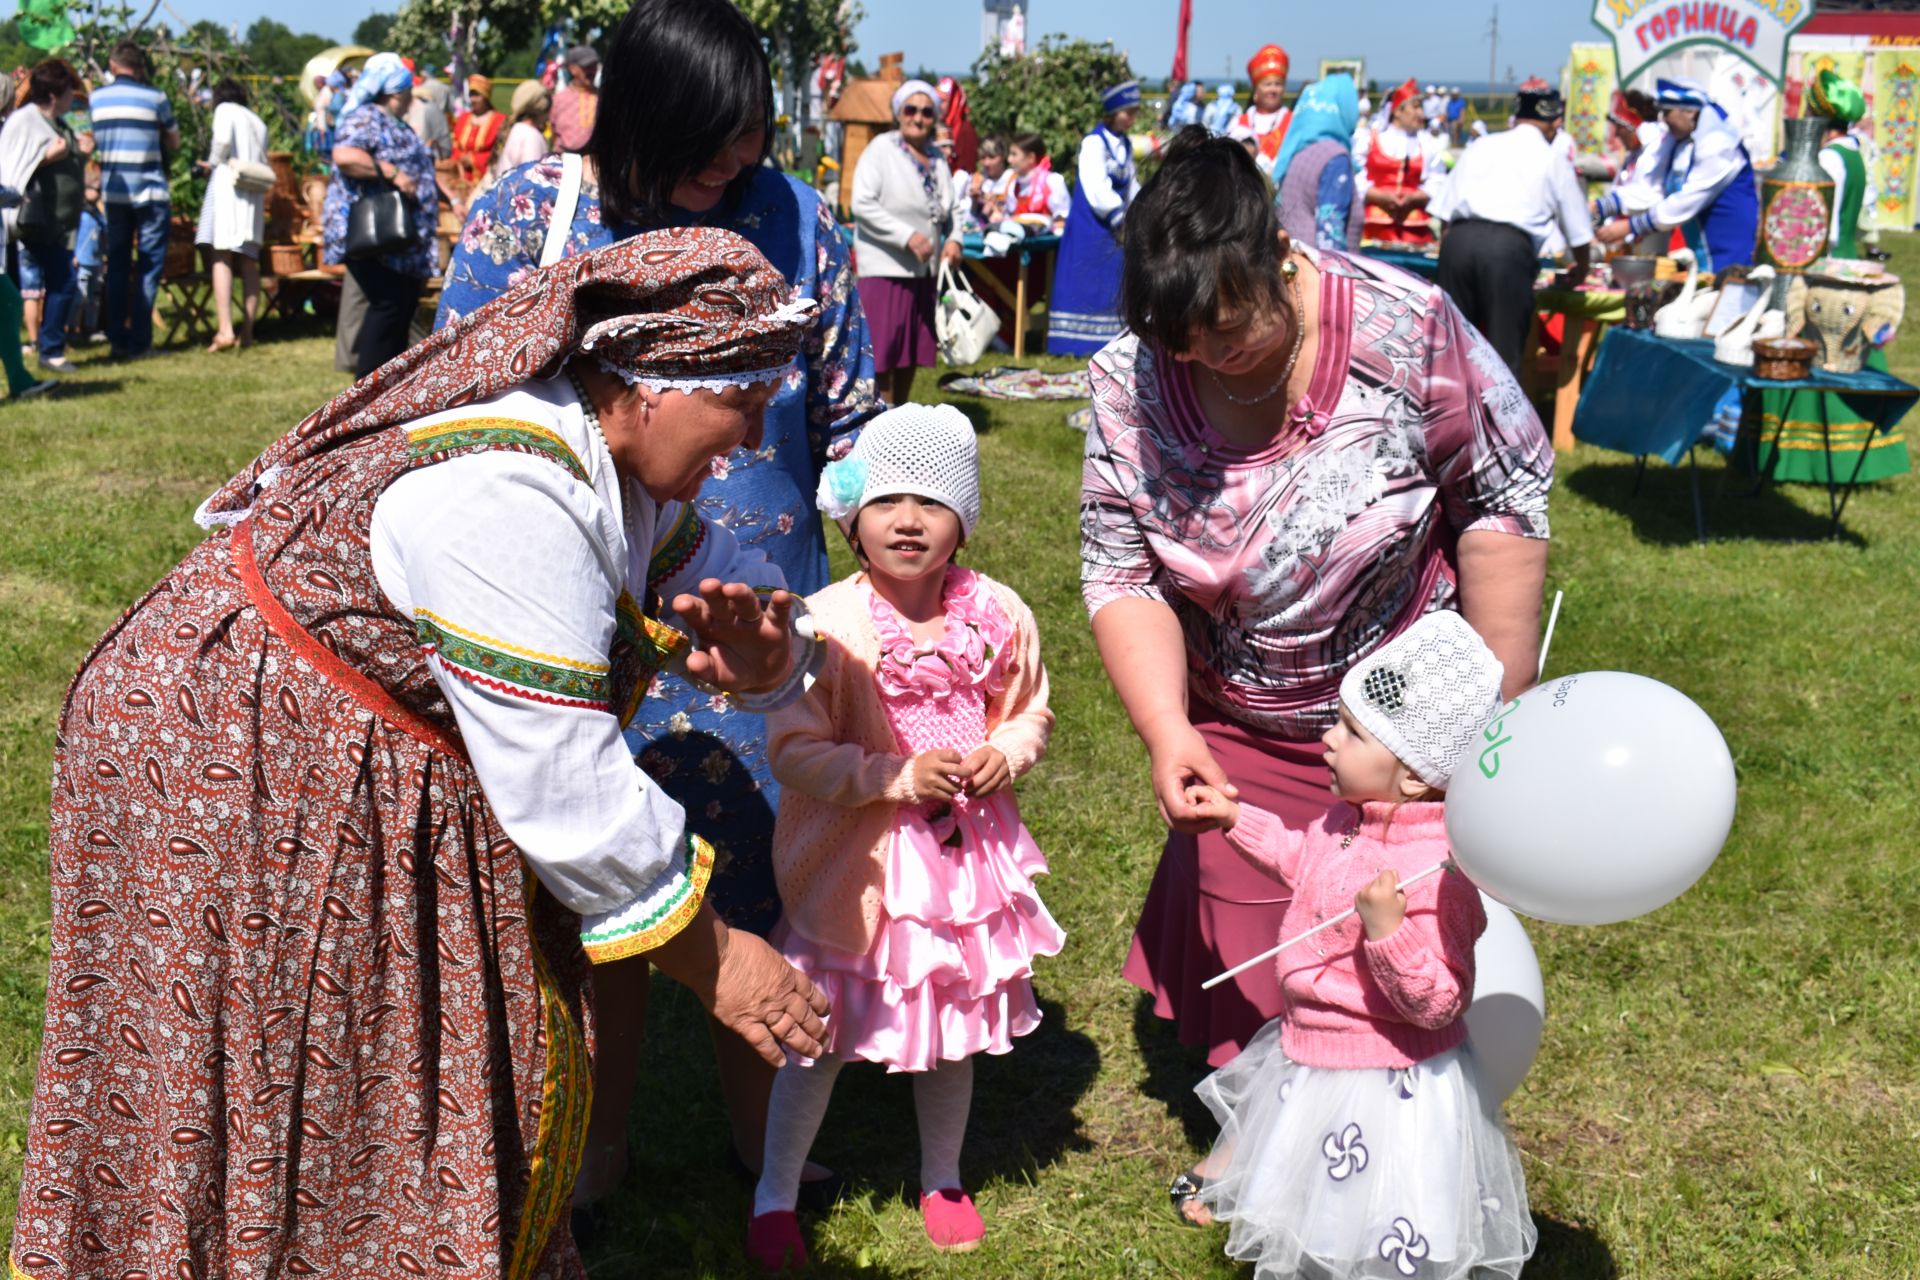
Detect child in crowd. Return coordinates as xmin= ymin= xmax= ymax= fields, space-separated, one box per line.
xmin=748 ymin=405 xmax=1063 ymax=1271
xmin=68 ymin=165 xmax=103 ymax=344
xmin=1173 ymin=611 xmax=1536 ymax=1280
xmin=1002 ymin=132 xmax=1069 ymax=232
xmin=953 ymin=135 xmax=1010 ymax=232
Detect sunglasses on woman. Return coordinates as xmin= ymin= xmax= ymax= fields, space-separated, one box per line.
xmin=900 ymin=105 xmax=936 ymax=119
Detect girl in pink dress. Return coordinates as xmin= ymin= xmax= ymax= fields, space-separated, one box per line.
xmin=747 ymin=404 xmax=1063 ymax=1271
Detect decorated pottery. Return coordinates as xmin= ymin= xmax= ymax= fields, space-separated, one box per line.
xmin=1758 ymin=118 xmax=1836 ymax=274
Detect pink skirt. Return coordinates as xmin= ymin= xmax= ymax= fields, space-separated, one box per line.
xmin=778 ymin=790 xmax=1063 ymax=1072
xmin=1122 ymin=707 xmax=1333 ymax=1067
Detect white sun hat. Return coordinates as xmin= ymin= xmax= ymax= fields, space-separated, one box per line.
xmin=815 ymin=403 xmax=982 ymax=535
xmin=1339 ymin=610 xmax=1506 ymax=790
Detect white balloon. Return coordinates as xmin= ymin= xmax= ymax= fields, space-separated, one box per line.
xmin=1444 ymin=671 xmax=1737 ymax=926
xmin=1466 ymin=895 xmax=1544 ymax=1111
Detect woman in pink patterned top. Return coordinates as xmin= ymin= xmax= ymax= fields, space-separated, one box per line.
xmin=1080 ymin=130 xmax=1552 ymax=1098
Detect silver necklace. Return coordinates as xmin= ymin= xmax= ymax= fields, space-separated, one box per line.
xmin=1208 ymin=259 xmax=1305 ymax=407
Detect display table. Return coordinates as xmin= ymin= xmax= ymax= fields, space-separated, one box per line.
xmin=1531 ymin=286 xmax=1626 ymax=453
xmin=1572 ymin=327 xmax=1918 ymax=539
xmin=1361 ymin=245 xmax=1440 ymax=281
xmin=961 ymin=232 xmax=1060 ymax=359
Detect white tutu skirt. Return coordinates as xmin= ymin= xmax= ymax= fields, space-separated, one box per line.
xmin=1195 ymin=1019 xmax=1535 ymax=1280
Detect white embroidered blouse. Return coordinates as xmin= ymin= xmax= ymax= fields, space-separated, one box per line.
xmin=369 ymin=371 xmax=785 ymax=961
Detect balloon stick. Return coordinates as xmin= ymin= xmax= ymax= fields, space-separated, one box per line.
xmin=1536 ymin=589 xmax=1563 ymax=682
xmin=1200 ymin=859 xmax=1452 ymax=991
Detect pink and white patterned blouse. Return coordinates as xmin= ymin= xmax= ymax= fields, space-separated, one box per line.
xmin=1080 ymin=249 xmax=1552 ymax=741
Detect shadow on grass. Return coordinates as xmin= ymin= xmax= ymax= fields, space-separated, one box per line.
xmin=1528 ymin=1211 xmax=1621 ymax=1278
xmin=37 ymin=379 xmax=126 ymax=400
xmin=1132 ymin=991 xmax=1223 ymax=1153
xmin=1564 ymin=455 xmax=1876 ymax=547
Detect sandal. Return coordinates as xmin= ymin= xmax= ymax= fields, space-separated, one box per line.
xmin=1168 ymin=1170 xmax=1215 ymax=1228
xmin=207 ymin=335 xmax=239 ymax=354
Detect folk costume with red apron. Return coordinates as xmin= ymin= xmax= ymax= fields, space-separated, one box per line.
xmin=8 ymin=230 xmax=817 ymax=1280
xmin=1359 ymin=79 xmax=1433 ymax=245
xmin=1230 ymin=45 xmax=1294 ymax=174
xmin=452 ymin=99 xmax=505 ymax=186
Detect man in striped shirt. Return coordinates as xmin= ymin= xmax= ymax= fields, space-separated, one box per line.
xmin=90 ymin=41 xmax=179 ymax=359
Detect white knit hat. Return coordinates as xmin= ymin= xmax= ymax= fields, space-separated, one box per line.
xmin=815 ymin=403 xmax=982 ymax=535
xmin=1338 ymin=610 xmax=1505 ymax=791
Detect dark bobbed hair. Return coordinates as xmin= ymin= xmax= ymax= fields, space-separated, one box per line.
xmin=1122 ymin=126 xmax=1290 ymax=354
xmin=588 ymin=0 xmax=776 ymax=227
xmin=28 ymin=59 xmax=82 ymax=108
xmin=1009 ymin=131 xmax=1046 ymax=160
xmin=211 ymin=77 xmax=249 ymax=109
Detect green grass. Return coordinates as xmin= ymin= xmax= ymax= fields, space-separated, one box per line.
xmin=2 ymin=257 xmax=1918 ymax=1278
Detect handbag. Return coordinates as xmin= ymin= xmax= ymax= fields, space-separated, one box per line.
xmin=935 ymin=261 xmax=1000 ymax=367
xmin=227 ymin=157 xmax=278 ymax=194
xmin=14 ymin=123 xmax=84 ymax=244
xmin=344 ymin=183 xmax=418 ymax=260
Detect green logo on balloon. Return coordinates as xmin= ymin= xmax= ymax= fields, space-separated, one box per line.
xmin=1477 ymin=697 xmax=1523 ymax=779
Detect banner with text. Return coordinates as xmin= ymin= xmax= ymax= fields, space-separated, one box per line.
xmin=1592 ymin=0 xmax=1814 ymax=87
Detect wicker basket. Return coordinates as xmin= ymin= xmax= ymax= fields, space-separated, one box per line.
xmin=267 ymin=243 xmax=308 ymax=276
xmin=1752 ymin=337 xmax=1817 ymax=381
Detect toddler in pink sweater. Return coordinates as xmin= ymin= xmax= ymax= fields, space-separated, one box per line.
xmin=1174 ymin=611 xmax=1536 ymax=1280
xmin=746 ymin=405 xmax=1063 ymax=1271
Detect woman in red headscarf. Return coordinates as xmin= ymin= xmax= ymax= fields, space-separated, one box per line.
xmin=8 ymin=229 xmax=834 ymax=1280
xmin=1228 ymin=44 xmax=1292 ymax=174
xmin=1353 ymin=78 xmax=1435 ymax=244
xmin=937 ymin=75 xmax=978 ymax=176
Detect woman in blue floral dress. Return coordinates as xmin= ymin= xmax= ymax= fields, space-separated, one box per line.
xmin=323 ymin=52 xmax=440 ymax=376
xmin=437 ymin=0 xmax=880 ymax=1210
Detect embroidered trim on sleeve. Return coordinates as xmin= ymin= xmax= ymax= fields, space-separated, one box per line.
xmin=416 ymin=610 xmax=611 ymax=711
xmin=406 ymin=417 xmax=592 ymax=486
xmin=579 ymin=834 xmax=716 ymax=962
xmin=647 ymin=503 xmax=707 ymax=591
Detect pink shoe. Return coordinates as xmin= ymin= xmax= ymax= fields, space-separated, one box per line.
xmin=919 ymin=1187 xmax=985 ymax=1253
xmin=746 ymin=1210 xmax=808 ymax=1273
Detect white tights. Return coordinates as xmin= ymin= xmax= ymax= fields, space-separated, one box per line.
xmin=753 ymin=1053 xmax=975 ymax=1216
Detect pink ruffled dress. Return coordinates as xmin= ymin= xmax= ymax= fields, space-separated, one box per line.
xmin=778 ymin=567 xmax=1065 ymax=1072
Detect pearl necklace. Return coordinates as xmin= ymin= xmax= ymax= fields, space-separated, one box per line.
xmin=1207 ymin=258 xmax=1306 ymax=408
xmin=567 ymin=365 xmax=645 ymax=535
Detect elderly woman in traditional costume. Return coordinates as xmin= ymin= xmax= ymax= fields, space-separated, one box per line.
xmin=1593 ymin=77 xmax=1758 ymax=272
xmin=9 ymin=229 xmax=831 ymax=1279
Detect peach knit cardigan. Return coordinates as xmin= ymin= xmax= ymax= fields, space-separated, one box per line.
xmin=767 ymin=571 xmax=1054 ymax=956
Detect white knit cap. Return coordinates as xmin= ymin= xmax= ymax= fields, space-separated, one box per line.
xmin=1338 ymin=610 xmax=1505 ymax=791
xmin=816 ymin=403 xmax=981 ymax=534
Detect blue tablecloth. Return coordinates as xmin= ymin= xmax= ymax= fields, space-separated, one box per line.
xmin=963 ymin=231 xmax=1061 ymax=264
xmin=1573 ymin=328 xmax=1919 ymax=465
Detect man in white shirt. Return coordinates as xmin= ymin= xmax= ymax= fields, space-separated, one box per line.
xmin=1431 ymin=83 xmax=1593 ymax=374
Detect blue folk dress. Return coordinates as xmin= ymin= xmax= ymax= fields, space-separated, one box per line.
xmin=438 ymin=161 xmax=882 ymax=931
xmin=1047 ymin=124 xmax=1135 ymax=356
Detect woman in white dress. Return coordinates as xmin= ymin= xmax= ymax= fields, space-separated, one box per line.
xmin=194 ymin=77 xmax=269 ymax=352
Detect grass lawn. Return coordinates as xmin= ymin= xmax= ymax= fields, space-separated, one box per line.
xmin=1 ymin=246 xmax=1917 ymax=1279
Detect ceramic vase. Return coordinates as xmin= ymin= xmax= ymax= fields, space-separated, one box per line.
xmin=1758 ymin=117 xmax=1836 ymax=275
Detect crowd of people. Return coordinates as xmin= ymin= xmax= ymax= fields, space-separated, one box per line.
xmin=0 ymin=6 xmax=1886 ymax=1280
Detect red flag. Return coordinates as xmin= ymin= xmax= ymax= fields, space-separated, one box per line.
xmin=1171 ymin=0 xmax=1193 ymax=86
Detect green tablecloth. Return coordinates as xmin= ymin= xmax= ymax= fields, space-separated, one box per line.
xmin=1755 ymin=347 xmax=1912 ymax=483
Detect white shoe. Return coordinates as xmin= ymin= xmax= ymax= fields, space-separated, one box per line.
xmin=19 ymin=344 xmax=32 ymax=361
xmin=39 ymin=355 xmax=73 ymax=373
xmin=14 ymin=378 xmax=57 ymax=400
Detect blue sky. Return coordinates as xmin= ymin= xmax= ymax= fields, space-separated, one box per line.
xmin=165 ymin=0 xmax=1581 ymax=85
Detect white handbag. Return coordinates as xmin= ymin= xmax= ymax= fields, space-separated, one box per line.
xmin=935 ymin=261 xmax=1000 ymax=367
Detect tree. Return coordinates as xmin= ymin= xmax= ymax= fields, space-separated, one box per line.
xmin=733 ymin=0 xmax=861 ymax=159
xmin=387 ymin=0 xmax=624 ymax=77
xmin=353 ymin=12 xmax=398 ymax=49
xmin=968 ymin=35 xmax=1134 ymax=185
xmin=242 ymin=18 xmax=332 ymax=75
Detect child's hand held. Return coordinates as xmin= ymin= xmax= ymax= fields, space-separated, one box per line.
xmin=912 ymin=749 xmax=966 ymax=800
xmin=1180 ymin=783 xmax=1239 ymax=831
xmin=1354 ymin=869 xmax=1407 ymax=941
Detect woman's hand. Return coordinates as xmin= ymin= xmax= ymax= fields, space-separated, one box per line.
xmin=1595 ymin=217 xmax=1633 ymax=246
xmin=907 ymin=231 xmax=935 ymax=262
xmin=648 ymin=906 xmax=830 ymax=1068
xmin=673 ymin=580 xmax=796 ymax=693
xmin=959 ymin=745 xmax=1010 ymax=797
xmin=390 ymin=168 xmax=418 ymax=198
xmin=912 ymin=749 xmax=966 ymax=801
xmin=1146 ymin=719 xmax=1240 ymax=834
xmin=1355 ymin=869 xmax=1407 ymax=941
xmin=939 ymin=239 xmax=963 ymax=268
xmin=1180 ymin=783 xmax=1240 ymax=832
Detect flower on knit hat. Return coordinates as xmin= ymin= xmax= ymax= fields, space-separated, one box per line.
xmin=817 ymin=455 xmax=869 ymax=521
